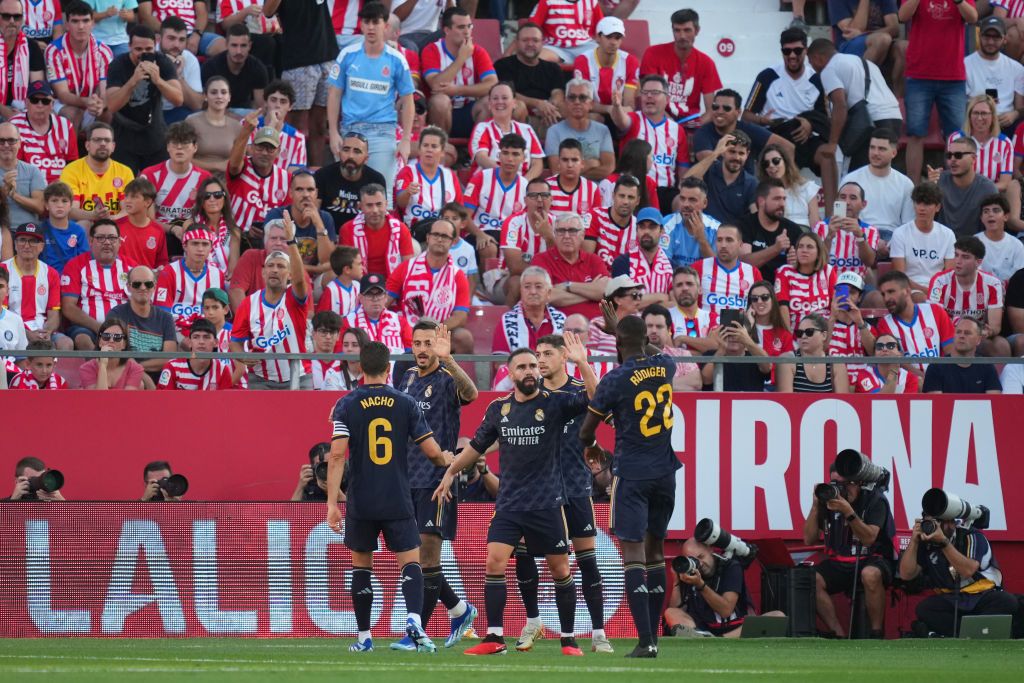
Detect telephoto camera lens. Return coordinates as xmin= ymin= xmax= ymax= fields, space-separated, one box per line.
xmin=815 ymin=482 xmax=842 ymax=502
xmin=157 ymin=474 xmax=189 ymax=498
xmin=314 ymin=462 xmax=329 ymax=481
xmin=28 ymin=470 xmax=64 ymax=493
xmin=671 ymin=555 xmax=700 ymax=576
xmin=920 ymin=519 xmax=938 ymax=536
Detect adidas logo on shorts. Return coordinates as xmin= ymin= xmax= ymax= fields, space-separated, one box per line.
xmin=556 ymin=540 xmax=566 ymax=548
xmin=583 ymin=524 xmax=593 ymax=532
xmin=425 ymin=520 xmax=434 ymax=527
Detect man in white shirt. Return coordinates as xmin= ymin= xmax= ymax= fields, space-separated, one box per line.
xmin=965 ymin=16 xmax=1024 ymax=134
xmin=890 ymin=181 xmax=956 ymax=299
xmin=840 ymin=127 xmax=914 ymax=241
xmin=976 ymin=193 xmax=1024 ymax=284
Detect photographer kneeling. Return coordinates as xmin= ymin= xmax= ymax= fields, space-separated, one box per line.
xmin=664 ymin=537 xmax=782 ymax=638
xmin=804 ymin=453 xmax=896 ymax=638
xmin=900 ymin=491 xmax=1020 ymax=638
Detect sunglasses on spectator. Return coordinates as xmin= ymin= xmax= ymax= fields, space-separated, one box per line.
xmin=344 ymin=131 xmax=368 ymax=143
xmin=0 ymin=137 xmax=17 ymax=146
xmin=130 ymin=280 xmax=155 ymax=289
xmin=762 ymin=157 xmax=783 ymax=167
xmin=876 ymin=341 xmax=901 ymax=351
xmin=29 ymin=97 xmax=51 ymax=105
xmin=566 ymin=94 xmax=591 ymax=102
xmin=946 ymin=151 xmax=974 ymax=159
xmin=99 ymin=332 xmax=126 ymax=342
xmin=711 ymin=103 xmax=734 ymax=112
xmin=526 ymin=191 xmax=551 ymax=199
xmin=0 ymin=12 xmax=23 ymax=20
xmin=781 ymin=47 xmax=805 ymax=56
xmin=794 ymin=328 xmax=822 ymax=338
xmin=617 ymin=290 xmax=644 ymax=300
xmin=204 ymin=190 xmax=226 ymax=199
xmin=748 ymin=294 xmax=772 ymax=303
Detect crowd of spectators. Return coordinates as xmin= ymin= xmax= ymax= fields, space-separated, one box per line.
xmin=0 ymin=1 xmax=1023 ymax=394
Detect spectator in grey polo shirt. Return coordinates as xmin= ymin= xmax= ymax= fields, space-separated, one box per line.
xmin=0 ymin=122 xmax=45 ymax=226
xmin=544 ymin=79 xmax=615 ymax=181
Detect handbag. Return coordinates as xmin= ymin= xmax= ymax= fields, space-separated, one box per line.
xmin=839 ymin=58 xmax=874 ymax=156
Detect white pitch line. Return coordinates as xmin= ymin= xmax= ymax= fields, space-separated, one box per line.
xmin=3 ymin=665 xmax=801 ymax=675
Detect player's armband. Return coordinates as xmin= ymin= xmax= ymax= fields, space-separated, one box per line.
xmin=332 ymin=420 xmax=349 ymax=440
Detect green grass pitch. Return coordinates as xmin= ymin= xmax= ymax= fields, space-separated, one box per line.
xmin=3 ymin=638 xmax=1024 ymax=682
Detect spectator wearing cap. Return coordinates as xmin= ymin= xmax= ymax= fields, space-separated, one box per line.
xmin=572 ymin=17 xmax=639 ymax=117
xmin=693 ymin=89 xmax=793 ymax=175
xmin=663 ymin=176 xmax=719 ymax=268
xmin=314 ymin=131 xmax=388 ymax=231
xmin=958 ymin=15 xmax=1024 ymax=136
xmin=158 ymin=317 xmax=241 ymax=390
xmin=199 ymin=24 xmax=269 ymax=115
xmin=0 ymin=120 xmax=44 ymax=226
xmin=265 ymin=171 xmax=336 ymax=277
xmin=342 ymin=272 xmax=413 ymax=358
xmin=107 ymin=264 xmax=178 ymax=381
xmin=588 ymin=273 xmax=644 ymax=368
xmin=78 ymin=316 xmax=150 ymax=390
xmin=200 ymin=286 xmax=233 ymax=351
xmin=639 ymin=9 xmax=721 ymax=124
xmin=227 ymin=110 xmax=289 ymax=244
xmin=327 ymin=2 xmax=414 ymax=203
xmin=610 ymin=207 xmax=673 ymax=308
xmin=115 ymin=177 xmax=169 ymax=270
xmin=898 ymin=0 xmax=976 ymax=185
xmin=827 ymin=270 xmax=876 ymax=361
xmin=154 ymin=226 xmax=226 ymax=343
xmin=0 ymin=0 xmax=45 ymax=121
xmin=38 ymin=181 xmax=89 ymax=275
xmin=250 ymin=80 xmax=306 ymax=172
xmin=531 ymin=212 xmax=609 ymax=320
xmin=10 ymin=81 xmax=79 ymax=186
xmin=229 ymin=212 xmax=311 ymax=390
xmin=60 ymin=218 xmax=130 ymax=350
xmin=743 ymin=28 xmax=836 ymax=212
xmin=104 ymin=24 xmax=184 ymax=173
xmin=2 ymin=221 xmax=72 ymax=349
xmin=685 ymin=130 xmax=759 ymax=226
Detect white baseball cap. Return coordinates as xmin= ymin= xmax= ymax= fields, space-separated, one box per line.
xmin=835 ymin=271 xmax=864 ymax=291
xmin=596 ymin=16 xmax=626 ymax=36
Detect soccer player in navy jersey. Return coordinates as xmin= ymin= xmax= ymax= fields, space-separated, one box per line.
xmin=390 ymin=320 xmax=480 ymax=651
xmin=579 ymin=316 xmax=679 ymax=658
xmin=432 ymin=334 xmax=597 ymax=657
xmin=512 ymin=334 xmax=613 ymax=654
xmin=326 ymin=341 xmax=454 ymax=653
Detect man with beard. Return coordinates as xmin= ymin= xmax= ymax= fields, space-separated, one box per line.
xmin=965 ymin=16 xmax=1024 ymax=134
xmin=684 ymin=132 xmax=758 ymax=226
xmin=584 ymin=174 xmax=639 ymax=267
xmin=638 ymin=8 xmax=720 ymax=124
xmin=391 ymin=320 xmax=479 ymax=652
xmin=694 ymin=225 xmax=762 ymax=322
xmin=339 ymin=183 xmax=415 ymax=278
xmin=738 ymin=179 xmax=804 ymax=282
xmin=61 ymin=122 xmax=134 ymax=226
xmin=433 ymin=336 xmax=598 ymax=656
xmin=315 ymin=131 xmax=387 ymax=230
xmin=875 ymin=269 xmax=954 ymax=376
xmin=692 ymin=89 xmax=791 ymax=173
xmin=513 ymin=334 xmax=613 ymax=654
xmin=610 ymin=207 xmax=673 ymax=307
xmin=663 ymin=177 xmax=719 ymax=267
xmin=493 ymin=22 xmax=565 ymax=137
xmin=60 ymin=218 xmax=130 ymax=350
xmin=227 ymin=114 xmax=289 ymax=243
xmin=265 ymin=170 xmax=336 ymax=276
xmin=667 ymin=265 xmax=715 ymax=353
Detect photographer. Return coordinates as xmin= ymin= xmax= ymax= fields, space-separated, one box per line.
xmin=140 ymin=461 xmax=186 ymax=502
xmin=6 ymin=457 xmax=65 ymax=501
xmin=291 ymin=442 xmax=346 ymax=503
xmin=900 ymin=509 xmax=1019 ymax=638
xmin=665 ymin=537 xmax=781 ymax=638
xmin=803 ymin=457 xmax=896 ymax=638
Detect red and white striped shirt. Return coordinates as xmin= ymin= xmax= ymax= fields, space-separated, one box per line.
xmin=546 ymin=175 xmax=601 ymax=216
xmin=10 ymin=371 xmax=68 ymax=390
xmin=153 ymin=260 xmax=226 ymax=326
xmin=231 ymin=287 xmax=311 ymax=383
xmin=774 ymin=264 xmax=837 ymax=330
xmin=206 ymin=217 xmax=233 ymax=273
xmin=499 ymin=209 xmax=556 ymax=267
xmin=621 ymin=112 xmax=689 ymax=186
xmin=530 ymin=0 xmax=602 ymax=49
xmin=829 ymin=320 xmax=866 ymax=358
xmin=59 ymin=254 xmax=129 ymax=323
xmin=12 ymin=113 xmax=77 ymax=185
xmin=23 ymin=0 xmax=58 ymax=39
xmin=157 ymin=358 xmax=236 ymax=390
xmin=317 ymin=278 xmax=361 ymax=318
xmin=812 ymin=219 xmax=880 ymax=277
xmin=141 ymin=161 xmax=211 ymax=225
xmin=310 ymin=358 xmax=341 ymax=389
xmin=586 ymin=206 xmax=636 ymax=267
xmin=993 ymin=0 xmax=1024 ymax=18
xmin=694 ymin=257 xmax=762 ymax=317
xmin=421 ymin=39 xmax=496 ymax=109
xmin=394 ymin=162 xmax=464 ymax=227
xmin=45 ymin=35 xmax=112 ymax=98
xmin=573 ymin=48 xmax=639 ymax=105
xmin=853 ymin=366 xmax=919 ymax=394
xmin=464 ymin=169 xmax=527 ymax=233
xmin=344 ymin=308 xmax=411 ymax=354
xmin=875 ymin=303 xmax=955 ymax=372
xmin=468 ymin=119 xmax=544 ymax=175
xmin=1 ymin=258 xmax=60 ymax=331
xmin=949 ymin=131 xmax=1014 ymax=182
xmin=250 ymin=121 xmax=307 ymax=170
xmin=151 ymin=0 xmax=198 ymax=32
xmin=219 ymin=0 xmax=281 ymax=33
xmin=927 ymin=268 xmax=1004 ymax=320
xmin=631 ymin=247 xmax=673 ymax=296
xmin=227 ymin=157 xmax=289 ymax=231
xmin=328 ymin=0 xmax=362 ymax=36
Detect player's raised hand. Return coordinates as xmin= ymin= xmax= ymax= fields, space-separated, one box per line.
xmin=562 ymin=330 xmax=588 ymax=366
xmin=326 ymin=504 xmax=342 ymax=534
xmin=433 ymin=323 xmax=453 ymax=360
xmin=599 ymin=299 xmax=618 ymax=336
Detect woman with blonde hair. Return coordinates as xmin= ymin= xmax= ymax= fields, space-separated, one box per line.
xmin=757 ymin=143 xmax=820 ymax=227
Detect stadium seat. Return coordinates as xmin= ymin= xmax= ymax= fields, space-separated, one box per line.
xmin=57 ymin=359 xmax=88 ymax=389
xmin=621 ymin=20 xmax=650 ymax=61
xmin=465 ymin=305 xmax=508 ymax=354
xmin=474 ymin=18 xmax=503 ymax=61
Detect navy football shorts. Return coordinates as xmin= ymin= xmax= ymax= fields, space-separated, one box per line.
xmin=610 ymin=475 xmax=677 ymax=543
xmin=564 ymin=495 xmax=598 ymax=539
xmin=344 ymin=514 xmax=421 ymax=553
xmin=411 ymin=487 xmax=458 ymax=540
xmin=487 ymin=507 xmax=570 ymax=556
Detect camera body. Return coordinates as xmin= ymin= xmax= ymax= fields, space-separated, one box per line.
xmin=815 ymin=481 xmax=843 ymax=503
xmin=671 ymin=555 xmax=701 ymax=578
